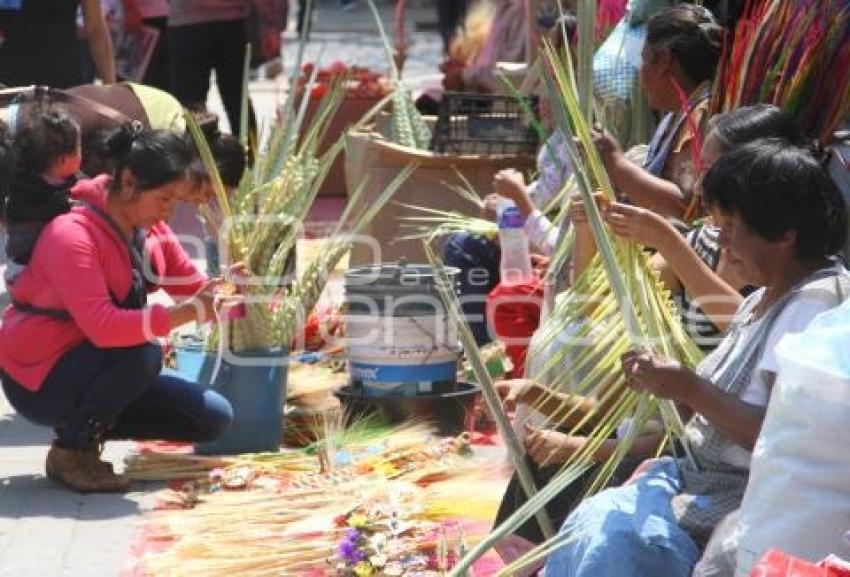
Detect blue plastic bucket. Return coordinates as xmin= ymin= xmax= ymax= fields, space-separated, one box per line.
xmin=174 ymin=344 xmax=287 ymax=455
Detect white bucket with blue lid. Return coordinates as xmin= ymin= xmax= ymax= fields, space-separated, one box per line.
xmin=344 ymin=261 xmax=461 ymax=397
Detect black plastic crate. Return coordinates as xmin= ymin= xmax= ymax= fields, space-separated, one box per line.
xmin=430 ymin=92 xmax=540 ymax=156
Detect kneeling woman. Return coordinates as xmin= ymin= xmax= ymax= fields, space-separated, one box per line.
xmin=544 ymin=139 xmax=849 ymax=577
xmin=0 ymin=128 xmax=241 ymax=493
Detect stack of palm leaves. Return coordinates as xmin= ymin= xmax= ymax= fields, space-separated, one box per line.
xmin=422 ymin=36 xmax=705 ymax=575
xmin=125 ymin=416 xmax=426 ymax=482
xmin=712 ymin=0 xmax=850 ymax=143
xmin=124 ymin=448 xmax=317 ymax=482
xmin=130 ymin=420 xmax=501 ymax=576
xmin=190 ymin=44 xmax=416 ymax=354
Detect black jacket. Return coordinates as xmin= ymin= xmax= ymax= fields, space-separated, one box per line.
xmin=4 ymin=171 xmax=73 ymax=265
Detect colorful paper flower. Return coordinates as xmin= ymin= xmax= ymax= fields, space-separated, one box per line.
xmin=338 ymin=539 xmax=358 ymax=563
xmin=310 ymin=84 xmax=328 ymax=100
xmin=369 ymin=553 xmax=388 ymax=568
xmin=345 ymin=528 xmax=361 ymax=541
xmin=347 ymin=514 xmax=369 ymax=528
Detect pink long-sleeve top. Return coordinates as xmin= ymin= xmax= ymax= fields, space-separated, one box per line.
xmin=0 ymin=175 xmax=206 ymax=391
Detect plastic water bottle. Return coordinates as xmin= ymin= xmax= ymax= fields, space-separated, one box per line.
xmin=498 ymin=206 xmax=534 ymax=285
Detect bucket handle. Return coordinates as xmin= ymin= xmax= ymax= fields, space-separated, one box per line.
xmin=405 ymin=314 xmax=459 ymax=392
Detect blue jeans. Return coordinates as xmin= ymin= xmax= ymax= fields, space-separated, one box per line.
xmin=443 ymin=232 xmax=501 ymax=346
xmin=543 ymin=458 xmax=700 ymax=577
xmin=2 ymin=341 xmax=233 ymax=449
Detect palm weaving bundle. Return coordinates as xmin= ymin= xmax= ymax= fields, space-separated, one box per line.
xmin=125 ymin=421 xmax=510 ymax=576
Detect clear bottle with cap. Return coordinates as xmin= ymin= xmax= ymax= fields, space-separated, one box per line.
xmin=498 ymin=206 xmax=534 ymax=285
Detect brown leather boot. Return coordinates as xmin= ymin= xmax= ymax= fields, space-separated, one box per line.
xmin=45 ymin=445 xmax=131 ymax=493
xmin=84 ymin=442 xmax=115 ymax=475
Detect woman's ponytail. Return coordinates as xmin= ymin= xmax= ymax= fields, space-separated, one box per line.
xmin=104 ymin=125 xmax=191 ymax=195
xmin=102 ymin=120 xmax=143 ymax=166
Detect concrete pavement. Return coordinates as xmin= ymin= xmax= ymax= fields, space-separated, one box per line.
xmin=0 ymin=399 xmax=160 ymax=577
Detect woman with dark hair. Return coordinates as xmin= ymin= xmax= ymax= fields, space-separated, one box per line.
xmin=0 ymin=126 xmax=241 ymax=493
xmin=543 ymin=139 xmax=849 ymax=577
xmin=602 ymin=104 xmax=807 ymax=348
xmin=705 ymin=104 xmax=804 ymax=151
xmin=566 ymin=3 xmax=725 ymax=329
xmin=491 ymin=106 xmax=810 ymax=559
xmin=593 ymin=3 xmax=724 ymax=220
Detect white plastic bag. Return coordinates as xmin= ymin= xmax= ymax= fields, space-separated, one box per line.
xmin=733 ymin=297 xmax=850 ymax=575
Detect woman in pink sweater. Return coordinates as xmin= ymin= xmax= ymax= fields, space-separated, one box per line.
xmin=0 ymin=126 xmax=238 ymax=493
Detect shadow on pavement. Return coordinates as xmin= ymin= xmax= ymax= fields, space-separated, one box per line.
xmin=0 ymin=474 xmax=148 ymax=520
xmin=0 ymin=412 xmax=53 ymax=448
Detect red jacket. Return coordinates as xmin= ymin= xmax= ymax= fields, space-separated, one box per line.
xmin=0 ymin=175 xmax=205 ymax=390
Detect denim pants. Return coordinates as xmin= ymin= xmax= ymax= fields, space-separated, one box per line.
xmin=2 ymin=341 xmax=233 ymax=449
xmin=543 ymin=457 xmax=700 ymax=577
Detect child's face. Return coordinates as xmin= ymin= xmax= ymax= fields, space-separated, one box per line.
xmin=53 ymin=142 xmax=82 ymax=179
xmin=183 ymin=179 xmax=213 ymax=206
xmin=184 ymin=178 xmax=234 ymax=206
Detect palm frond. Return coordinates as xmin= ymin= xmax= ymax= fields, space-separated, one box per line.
xmin=239 ymin=43 xmax=252 ymax=146
xmin=365 ymin=0 xmax=431 ymax=149
xmin=195 ymin=35 xmax=416 ymax=352
xmin=424 ymin=242 xmax=556 ymax=542
xmin=448 ymin=37 xmax=705 ymax=573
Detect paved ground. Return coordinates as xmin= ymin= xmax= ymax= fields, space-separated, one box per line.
xmin=215 ymin=0 xmax=444 ymax=135
xmin=0 ymin=403 xmax=159 ymax=577
xmin=0 ymin=1 xmax=444 ymax=575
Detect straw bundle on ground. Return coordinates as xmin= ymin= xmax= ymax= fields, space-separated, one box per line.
xmin=130 ymin=422 xmax=505 ymax=576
